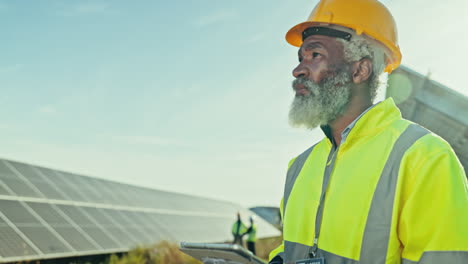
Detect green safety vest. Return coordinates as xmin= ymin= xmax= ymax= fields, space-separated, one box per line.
xmin=269 ymin=98 xmax=468 ymax=264
xmin=232 ymin=220 xmax=247 ymax=236
xmin=247 ymin=224 xmax=257 ymax=242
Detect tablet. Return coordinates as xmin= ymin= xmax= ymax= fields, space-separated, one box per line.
xmin=179 ymin=242 xmax=267 ymax=264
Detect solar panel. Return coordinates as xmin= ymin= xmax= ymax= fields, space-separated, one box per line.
xmin=26 ymin=203 xmax=99 ymax=252
xmin=0 ymin=182 xmax=12 ymax=196
xmin=36 ymin=168 xmax=87 ymax=202
xmin=0 ymin=159 xmax=281 ymax=263
xmin=0 ymin=162 xmax=42 ymax=198
xmin=89 ymin=179 xmax=123 ymax=204
xmin=8 ymin=162 xmax=66 ymax=201
xmin=56 ymin=205 xmax=122 ymax=250
xmin=0 ymin=216 xmax=38 ymax=258
xmin=61 ymin=172 xmax=104 ymax=203
xmin=0 ymin=200 xmax=72 ymax=254
xmin=81 ymin=207 xmax=139 ymax=248
xmin=102 ymin=209 xmax=154 ymax=244
xmin=387 ymin=66 xmax=468 ymax=172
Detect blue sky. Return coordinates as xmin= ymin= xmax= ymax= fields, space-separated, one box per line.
xmin=0 ymin=0 xmax=466 ymax=207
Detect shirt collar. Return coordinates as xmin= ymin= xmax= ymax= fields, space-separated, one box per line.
xmin=340 ymin=103 xmax=379 ymax=145
xmin=320 ymin=102 xmax=380 ymax=147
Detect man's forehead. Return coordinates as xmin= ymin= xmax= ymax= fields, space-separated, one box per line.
xmin=301 ymin=35 xmax=340 ymax=48
xmin=298 ymin=35 xmax=343 ymax=54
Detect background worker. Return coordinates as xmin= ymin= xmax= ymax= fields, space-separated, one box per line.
xmin=231 ymin=212 xmax=247 ymax=246
xmin=269 ymin=0 xmax=468 ymax=263
xmin=245 ymin=216 xmax=257 ymax=255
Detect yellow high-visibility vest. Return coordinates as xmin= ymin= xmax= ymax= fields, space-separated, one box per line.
xmin=270 ymin=98 xmax=468 ymax=264
xmin=232 ymin=220 xmax=247 ymax=236
xmin=247 ymin=224 xmax=257 ymax=242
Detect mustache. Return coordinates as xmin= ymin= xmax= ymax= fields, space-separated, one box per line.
xmin=293 ymin=77 xmax=309 ymax=86
xmin=292 ymin=77 xmax=320 ymax=95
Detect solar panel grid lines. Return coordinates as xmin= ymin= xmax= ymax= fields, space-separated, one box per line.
xmin=126 ymin=211 xmax=172 ymax=242
xmin=0 ymin=159 xmax=282 ymax=263
xmin=26 ymin=202 xmax=101 ymax=252
xmin=0 ymin=210 xmax=42 ymax=257
xmin=72 ymin=206 xmax=125 ymax=249
xmin=36 ymin=168 xmax=85 ymax=202
xmin=14 ymin=200 xmax=76 ymax=253
xmin=30 ymin=166 xmax=69 ymax=200
xmin=6 ymin=161 xmax=66 ymax=201
xmin=90 ymin=179 xmax=128 ymax=205
xmin=131 ymin=187 xmax=149 ymax=207
xmin=0 ymin=161 xmax=43 ymax=198
xmin=55 ymin=205 xmax=123 ymax=251
xmin=0 ymin=160 xmax=19 ymax=179
xmin=30 ymin=166 xmax=76 ymax=202
xmin=2 ymin=246 xmax=138 ymax=264
xmin=3 ymin=161 xmax=48 ymax=199
xmin=0 ymin=179 xmax=15 ymax=196
xmin=145 ymin=213 xmax=178 ymax=241
xmin=82 ymin=207 xmax=141 ymax=248
xmin=100 ymin=182 xmax=127 ymax=206
xmin=61 ymin=172 xmax=107 ymax=204
xmin=0 ymin=219 xmax=38 ymax=259
xmin=101 ymin=209 xmax=146 ymax=246
xmin=82 ymin=177 xmax=117 ymax=205
xmin=0 ymin=193 xmax=236 ymax=219
xmin=155 ymin=213 xmax=200 ymax=241
xmin=52 ymin=171 xmax=92 ymax=203
xmin=30 ymin=167 xmax=74 ymax=202
xmin=119 ymin=213 xmax=155 ymax=244
xmin=123 ymin=211 xmax=160 ymax=244
xmin=48 ymin=203 xmax=104 ymax=250
xmin=122 ymin=211 xmax=150 ymax=229
xmin=104 ymin=209 xmax=155 ymax=244
xmin=118 ymin=184 xmax=141 ymax=207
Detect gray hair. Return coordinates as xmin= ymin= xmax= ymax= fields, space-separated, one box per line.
xmin=337 ymin=35 xmax=388 ymax=101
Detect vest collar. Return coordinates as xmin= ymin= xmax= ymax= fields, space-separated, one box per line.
xmin=320 ymin=98 xmax=402 ymax=147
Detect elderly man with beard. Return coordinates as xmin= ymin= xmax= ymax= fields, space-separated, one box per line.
xmin=269 ymin=0 xmax=468 ymax=264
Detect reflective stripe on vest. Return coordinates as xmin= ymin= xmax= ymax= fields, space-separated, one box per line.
xmin=282 ymin=124 xmax=429 ymax=264
xmin=401 ymin=251 xmax=468 ymax=264
xmin=283 ymin=144 xmax=317 ymax=213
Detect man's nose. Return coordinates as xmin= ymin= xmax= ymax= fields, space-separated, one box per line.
xmin=293 ymin=63 xmax=308 ymax=79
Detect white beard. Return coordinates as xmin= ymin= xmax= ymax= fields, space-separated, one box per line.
xmin=289 ymin=69 xmax=353 ymax=129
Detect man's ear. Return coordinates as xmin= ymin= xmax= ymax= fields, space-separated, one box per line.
xmin=351 ymin=58 xmax=372 ymax=84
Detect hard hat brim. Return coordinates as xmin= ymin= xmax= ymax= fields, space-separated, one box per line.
xmin=285 ymin=21 xmax=401 ymax=73
xmin=286 ymin=21 xmax=323 ymax=47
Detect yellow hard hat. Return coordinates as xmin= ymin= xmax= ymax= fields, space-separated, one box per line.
xmin=285 ymin=0 xmax=402 ymax=73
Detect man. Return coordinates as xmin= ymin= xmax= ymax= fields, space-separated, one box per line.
xmin=232 ymin=212 xmax=247 ymax=246
xmin=269 ymin=0 xmax=468 ymax=264
xmin=246 ymin=215 xmax=258 ymax=255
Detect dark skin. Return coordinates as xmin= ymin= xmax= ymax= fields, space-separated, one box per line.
xmin=292 ymin=35 xmax=374 ymax=145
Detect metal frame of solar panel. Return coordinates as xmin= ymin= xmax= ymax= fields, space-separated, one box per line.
xmin=0 ymin=159 xmax=280 ymax=263
xmin=386 ymin=65 xmax=468 ymax=171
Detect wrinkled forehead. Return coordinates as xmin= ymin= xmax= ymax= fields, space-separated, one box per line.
xmin=298 ymin=24 xmax=356 ymax=53
xmin=298 ymin=34 xmax=346 ymax=60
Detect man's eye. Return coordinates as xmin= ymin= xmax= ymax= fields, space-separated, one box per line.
xmin=312 ymin=52 xmax=321 ymax=58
